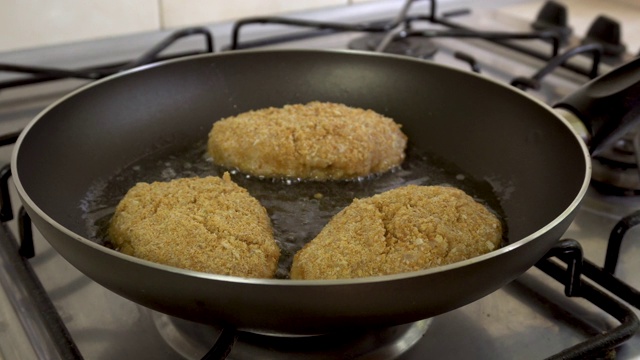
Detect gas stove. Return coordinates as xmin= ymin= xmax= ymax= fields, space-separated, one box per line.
xmin=1 ymin=1 xmax=640 ymax=359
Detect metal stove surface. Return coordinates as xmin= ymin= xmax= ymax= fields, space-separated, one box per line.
xmin=1 ymin=0 xmax=640 ymax=359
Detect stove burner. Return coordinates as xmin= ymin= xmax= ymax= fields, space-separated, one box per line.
xmin=348 ymin=33 xmax=438 ymax=59
xmin=591 ymin=133 xmax=640 ymax=195
xmin=152 ymin=311 xmax=431 ymax=359
xmin=592 ymin=158 xmax=640 ymax=196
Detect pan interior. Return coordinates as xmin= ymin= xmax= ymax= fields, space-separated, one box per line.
xmin=14 ymin=50 xmax=588 ymax=276
xmin=81 ymin=138 xmax=507 ymax=278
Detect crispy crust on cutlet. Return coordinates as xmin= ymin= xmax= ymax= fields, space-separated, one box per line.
xmin=207 ymin=102 xmax=407 ymax=180
xmin=108 ymin=174 xmax=280 ymax=278
xmin=290 ymin=185 xmax=502 ymax=280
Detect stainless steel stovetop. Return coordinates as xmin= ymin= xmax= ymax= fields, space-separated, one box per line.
xmin=1 ymin=1 xmax=640 ymax=359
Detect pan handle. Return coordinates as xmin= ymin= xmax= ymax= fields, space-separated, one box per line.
xmin=554 ymin=56 xmax=640 ymax=156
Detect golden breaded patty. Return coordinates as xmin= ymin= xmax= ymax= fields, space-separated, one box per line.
xmin=108 ymin=174 xmax=280 ymax=278
xmin=208 ymin=102 xmax=407 ymax=180
xmin=290 ymin=185 xmax=502 ymax=280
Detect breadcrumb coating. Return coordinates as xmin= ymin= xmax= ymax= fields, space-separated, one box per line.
xmin=108 ymin=174 xmax=280 ymax=278
xmin=207 ymin=102 xmax=407 ymax=180
xmin=290 ymin=185 xmax=502 ymax=280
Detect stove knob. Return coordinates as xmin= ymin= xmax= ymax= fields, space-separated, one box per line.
xmin=532 ymin=1 xmax=572 ymax=44
xmin=581 ymin=15 xmax=626 ymax=57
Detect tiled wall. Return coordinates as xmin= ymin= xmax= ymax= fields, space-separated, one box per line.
xmin=0 ymin=0 xmax=380 ymax=53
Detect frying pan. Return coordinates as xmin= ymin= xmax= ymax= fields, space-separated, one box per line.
xmin=11 ymin=50 xmax=640 ymax=335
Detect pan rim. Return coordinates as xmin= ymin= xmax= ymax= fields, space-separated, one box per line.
xmin=10 ymin=48 xmax=592 ymax=286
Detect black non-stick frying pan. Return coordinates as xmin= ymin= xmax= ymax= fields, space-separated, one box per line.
xmin=11 ymin=50 xmax=640 ymax=335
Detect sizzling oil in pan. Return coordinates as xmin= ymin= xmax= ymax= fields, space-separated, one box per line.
xmin=82 ymin=140 xmax=508 ymax=279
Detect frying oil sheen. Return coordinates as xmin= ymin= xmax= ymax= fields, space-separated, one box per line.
xmin=82 ymin=140 xmax=506 ymax=278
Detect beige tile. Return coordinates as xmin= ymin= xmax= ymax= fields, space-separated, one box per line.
xmin=159 ymin=0 xmax=348 ymax=29
xmin=0 ymin=0 xmax=160 ymax=52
